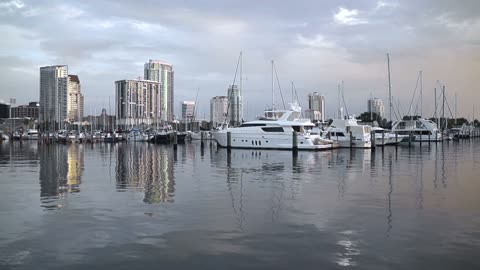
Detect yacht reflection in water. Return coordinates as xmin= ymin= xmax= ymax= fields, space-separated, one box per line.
xmin=116 ymin=143 xmax=175 ymax=204
xmin=39 ymin=144 xmax=84 ymax=209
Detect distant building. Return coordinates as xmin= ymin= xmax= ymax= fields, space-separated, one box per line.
xmin=67 ymin=75 xmax=84 ymax=122
xmin=368 ymin=98 xmax=385 ymax=119
xmin=307 ymin=92 xmax=326 ymax=122
xmin=0 ymin=100 xmax=9 ymax=119
xmin=114 ymin=79 xmax=162 ymax=128
xmin=11 ymin=102 xmax=39 ymax=119
xmin=228 ymin=85 xmax=242 ymax=126
xmin=144 ymin=60 xmax=174 ymax=121
xmin=83 ymin=108 xmax=115 ymax=131
xmin=210 ymin=96 xmax=228 ymax=127
xmin=181 ymin=101 xmax=195 ymax=120
xmin=304 ymin=109 xmax=322 ymax=122
xmin=39 ymin=65 xmax=68 ymax=130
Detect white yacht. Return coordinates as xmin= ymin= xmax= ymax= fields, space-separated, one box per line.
xmin=371 ymin=126 xmax=407 ymax=146
xmin=213 ymin=103 xmax=335 ymax=150
xmin=322 ymin=118 xmax=372 ymax=148
xmin=391 ymin=119 xmax=442 ymax=142
xmin=25 ymin=129 xmax=39 ymax=140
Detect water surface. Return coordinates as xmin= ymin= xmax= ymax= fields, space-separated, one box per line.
xmin=1 ymin=141 xmax=479 ymax=269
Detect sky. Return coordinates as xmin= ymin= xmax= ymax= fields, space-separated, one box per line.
xmin=1 ymin=0 xmax=479 ymax=120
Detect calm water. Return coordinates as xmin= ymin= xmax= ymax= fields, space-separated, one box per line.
xmin=1 ymin=141 xmax=480 ymax=269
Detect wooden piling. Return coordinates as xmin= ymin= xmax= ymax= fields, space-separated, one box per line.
xmin=350 ymin=131 xmax=353 ymax=149
xmin=292 ymin=131 xmax=298 ymax=151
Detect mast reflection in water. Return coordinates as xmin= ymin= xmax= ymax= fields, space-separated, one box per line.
xmin=116 ymin=143 xmax=175 ymax=204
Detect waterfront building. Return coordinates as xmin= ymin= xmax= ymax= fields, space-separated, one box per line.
xmin=307 ymin=92 xmax=326 ymax=122
xmin=368 ymin=97 xmax=385 ymax=119
xmin=67 ymin=75 xmax=84 ymax=122
xmin=144 ymin=60 xmax=174 ymax=122
xmin=39 ymin=65 xmax=68 ymax=130
xmin=114 ymin=79 xmax=162 ymax=128
xmin=181 ymin=101 xmax=195 ymax=121
xmin=0 ymin=100 xmax=9 ymax=119
xmin=11 ymin=102 xmax=39 ymax=119
xmin=210 ymin=96 xmax=228 ymax=127
xmin=227 ymin=85 xmax=242 ymax=127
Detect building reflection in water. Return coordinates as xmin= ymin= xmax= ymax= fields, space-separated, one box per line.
xmin=39 ymin=144 xmax=84 ymax=209
xmin=116 ymin=143 xmax=175 ymax=204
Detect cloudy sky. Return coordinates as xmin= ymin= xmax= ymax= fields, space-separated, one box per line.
xmin=1 ymin=0 xmax=479 ymax=120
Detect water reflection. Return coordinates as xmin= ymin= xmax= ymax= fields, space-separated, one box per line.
xmin=116 ymin=143 xmax=175 ymax=204
xmin=39 ymin=144 xmax=85 ymax=209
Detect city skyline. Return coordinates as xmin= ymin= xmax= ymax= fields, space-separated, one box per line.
xmin=1 ymin=0 xmax=479 ymax=120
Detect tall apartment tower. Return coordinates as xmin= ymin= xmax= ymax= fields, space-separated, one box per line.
xmin=144 ymin=60 xmax=174 ymax=122
xmin=39 ymin=65 xmax=68 ymax=130
xmin=114 ymin=79 xmax=162 ymax=128
xmin=210 ymin=96 xmax=228 ymax=127
xmin=307 ymin=92 xmax=326 ymax=122
xmin=227 ymin=85 xmax=242 ymax=126
xmin=368 ymin=98 xmax=385 ymax=119
xmin=67 ymin=75 xmax=84 ymax=122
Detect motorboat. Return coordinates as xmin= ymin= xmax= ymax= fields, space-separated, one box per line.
xmin=148 ymin=126 xmax=175 ymax=143
xmin=322 ymin=118 xmax=372 ymax=148
xmin=391 ymin=119 xmax=442 ymax=142
xmin=213 ymin=103 xmax=335 ymax=150
xmin=371 ymin=126 xmax=407 ymax=146
xmin=25 ymin=129 xmax=39 ymax=140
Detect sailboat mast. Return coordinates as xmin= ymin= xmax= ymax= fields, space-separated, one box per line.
xmin=271 ymin=60 xmax=274 ymax=110
xmin=434 ymin=88 xmax=438 ymax=127
xmin=454 ymin=93 xmax=457 ymax=125
xmin=442 ymin=85 xmax=446 ymax=130
xmin=239 ymin=51 xmax=242 ymax=101
xmin=420 ymin=70 xmax=423 ymax=117
xmin=387 ymin=53 xmax=392 ymax=121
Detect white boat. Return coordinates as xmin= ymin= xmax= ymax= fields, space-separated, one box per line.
xmin=322 ymin=118 xmax=372 ymax=148
xmin=24 ymin=129 xmax=39 ymax=140
xmin=189 ymin=131 xmax=212 ymax=140
xmin=371 ymin=127 xmax=407 ymax=146
xmin=213 ymin=103 xmax=335 ymax=150
xmin=391 ymin=118 xmax=442 ymax=142
xmin=128 ymin=129 xmax=149 ymax=142
xmin=1 ymin=132 xmax=9 ymax=142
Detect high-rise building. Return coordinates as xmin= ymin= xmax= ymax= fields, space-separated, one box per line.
xmin=368 ymin=98 xmax=385 ymax=119
xmin=228 ymin=85 xmax=242 ymax=126
xmin=144 ymin=60 xmax=174 ymax=122
xmin=210 ymin=96 xmax=228 ymax=127
xmin=39 ymin=65 xmax=68 ymax=130
xmin=115 ymin=79 xmax=162 ymax=128
xmin=307 ymin=92 xmax=326 ymax=122
xmin=67 ymin=75 xmax=84 ymax=122
xmin=181 ymin=101 xmax=195 ymax=120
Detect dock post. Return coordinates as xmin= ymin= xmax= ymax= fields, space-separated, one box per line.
xmin=350 ymin=132 xmax=353 ymax=149
xmin=382 ymin=132 xmax=385 ymax=146
xmin=395 ymin=133 xmax=398 ymax=144
xmin=200 ymin=131 xmax=205 ymax=148
xmin=409 ymin=131 xmax=412 ymax=146
xmin=173 ymin=132 xmax=178 ymax=150
xmin=428 ymin=133 xmax=431 ymax=145
xmin=292 ymin=131 xmax=298 ymax=151
xmin=371 ymin=131 xmax=376 ymax=148
xmin=227 ymin=131 xmax=232 ymax=151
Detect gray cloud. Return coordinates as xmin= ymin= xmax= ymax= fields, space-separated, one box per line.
xmin=0 ymin=0 xmax=479 ymax=119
